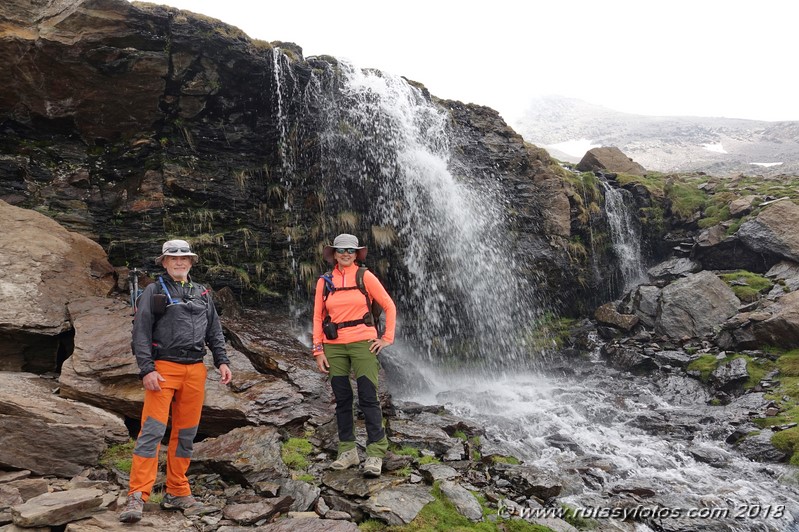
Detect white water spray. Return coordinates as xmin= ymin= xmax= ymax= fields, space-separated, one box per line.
xmin=319 ymin=64 xmax=541 ymax=371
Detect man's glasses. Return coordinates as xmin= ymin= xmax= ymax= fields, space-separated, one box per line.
xmin=164 ymin=247 xmax=192 ymax=253
xmin=335 ymin=248 xmax=358 ymax=254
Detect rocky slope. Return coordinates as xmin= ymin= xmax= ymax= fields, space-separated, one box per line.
xmin=514 ymin=95 xmax=799 ymax=177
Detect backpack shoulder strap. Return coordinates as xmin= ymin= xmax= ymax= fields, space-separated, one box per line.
xmin=158 ymin=276 xmax=180 ymax=305
xmin=321 ymin=271 xmax=335 ymax=299
xmin=355 ymin=266 xmax=372 ymax=305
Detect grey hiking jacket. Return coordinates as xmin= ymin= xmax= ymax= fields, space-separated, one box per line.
xmin=131 ymin=276 xmax=230 ymax=378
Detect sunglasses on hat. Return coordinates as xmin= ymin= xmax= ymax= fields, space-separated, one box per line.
xmin=164 ymin=247 xmax=192 ymax=253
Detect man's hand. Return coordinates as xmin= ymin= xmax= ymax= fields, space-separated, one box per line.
xmin=315 ymin=353 xmax=330 ymax=374
xmin=218 ymin=363 xmax=232 ymax=385
xmin=142 ymin=371 xmax=166 ymax=391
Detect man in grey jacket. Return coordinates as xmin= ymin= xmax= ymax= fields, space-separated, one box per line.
xmin=120 ymin=239 xmax=232 ymax=523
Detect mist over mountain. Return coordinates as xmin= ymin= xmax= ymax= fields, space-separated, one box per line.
xmin=513 ymin=96 xmax=799 ymax=177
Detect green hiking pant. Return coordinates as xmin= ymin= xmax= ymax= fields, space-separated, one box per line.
xmin=325 ymin=341 xmax=388 ymax=458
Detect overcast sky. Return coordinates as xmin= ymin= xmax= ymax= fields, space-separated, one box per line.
xmin=143 ymin=0 xmax=798 ymax=123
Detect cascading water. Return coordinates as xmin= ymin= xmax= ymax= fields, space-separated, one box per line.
xmin=313 ymin=62 xmax=799 ymax=530
xmin=318 ymin=63 xmax=542 ymax=373
xmin=600 ymin=180 xmax=648 ymax=292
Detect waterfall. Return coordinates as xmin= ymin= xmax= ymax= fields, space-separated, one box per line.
xmin=600 ymin=180 xmax=647 ymax=292
xmin=317 ymin=63 xmax=542 ymax=372
xmin=272 ymin=47 xmax=296 ymax=183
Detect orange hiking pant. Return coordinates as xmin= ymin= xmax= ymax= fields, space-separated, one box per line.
xmin=128 ymin=360 xmax=206 ymax=499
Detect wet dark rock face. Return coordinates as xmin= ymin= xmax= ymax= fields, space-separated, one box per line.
xmin=0 ymin=0 xmax=590 ymax=318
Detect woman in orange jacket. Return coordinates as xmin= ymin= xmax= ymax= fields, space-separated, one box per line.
xmin=312 ymin=233 xmax=396 ymax=477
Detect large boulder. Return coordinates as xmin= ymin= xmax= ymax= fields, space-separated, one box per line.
xmin=655 ymin=271 xmax=740 ymax=339
xmin=0 ymin=372 xmax=127 ymax=477
xmin=0 ymin=200 xmax=115 ymax=335
xmin=737 ymin=200 xmax=799 ymax=263
xmin=750 ymin=290 xmax=799 ymax=348
xmin=576 ymin=147 xmax=646 ymax=176
xmin=0 ymin=200 xmax=115 ymax=370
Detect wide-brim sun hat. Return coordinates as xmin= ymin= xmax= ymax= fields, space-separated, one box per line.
xmin=323 ymin=233 xmax=367 ymax=264
xmin=155 ymin=239 xmax=199 ymax=266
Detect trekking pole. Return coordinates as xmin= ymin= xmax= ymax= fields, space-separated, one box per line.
xmin=129 ymin=268 xmax=139 ymax=313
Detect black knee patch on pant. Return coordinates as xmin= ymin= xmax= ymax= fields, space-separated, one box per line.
xmin=356 ymin=375 xmax=385 ymax=444
xmin=331 ymin=376 xmax=355 ymax=443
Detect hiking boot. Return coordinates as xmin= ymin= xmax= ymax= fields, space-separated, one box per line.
xmin=119 ymin=492 xmax=144 ymax=523
xmin=363 ymin=456 xmax=382 ymax=477
xmin=160 ymin=493 xmax=203 ymax=511
xmin=330 ymin=448 xmax=359 ymax=470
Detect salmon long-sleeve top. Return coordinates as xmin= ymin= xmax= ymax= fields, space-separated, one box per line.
xmin=312 ymin=263 xmax=396 ymax=355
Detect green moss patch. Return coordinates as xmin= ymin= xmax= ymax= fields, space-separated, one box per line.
xmin=772 ymin=427 xmax=799 ymax=465
xmin=665 ymin=180 xmax=707 ymax=219
xmin=281 ymin=438 xmax=314 ymax=470
xmin=393 ymin=446 xmax=421 ymax=458
xmin=777 ymin=350 xmax=799 ymax=377
xmin=687 ymin=354 xmax=720 ymax=382
xmin=100 ymin=439 xmax=136 ymax=473
xmin=491 ymin=455 xmax=521 ymax=465
xmin=719 ymin=271 xmax=773 ymax=303
xmin=687 ymin=353 xmax=774 ymax=389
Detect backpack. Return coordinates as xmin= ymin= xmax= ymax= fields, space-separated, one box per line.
xmin=321 ymin=265 xmax=385 ymax=338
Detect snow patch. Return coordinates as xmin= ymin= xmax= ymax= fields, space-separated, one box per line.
xmin=546 ymin=138 xmax=601 ymax=158
xmin=702 ymin=142 xmax=727 ymax=154
xmin=751 ymin=162 xmax=783 ymax=167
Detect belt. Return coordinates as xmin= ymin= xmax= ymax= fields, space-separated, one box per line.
xmin=153 ymin=347 xmax=204 ymax=358
xmin=337 ymin=319 xmax=366 ymax=329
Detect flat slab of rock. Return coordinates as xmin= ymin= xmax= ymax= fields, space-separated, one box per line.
xmin=258 ymin=518 xmax=359 ymax=531
xmin=222 ymin=496 xmax=293 ymax=525
xmin=419 ymin=463 xmax=459 ymax=483
xmin=361 ymin=485 xmax=434 ymax=526
xmin=387 ymin=419 xmax=455 ymax=454
xmin=321 ymin=470 xmax=404 ymax=498
xmin=647 ymin=258 xmax=701 ymax=280
xmin=0 ymin=373 xmax=127 ymax=477
xmin=62 ymin=508 xmax=194 ymax=531
xmin=11 ymin=488 xmax=103 ymax=527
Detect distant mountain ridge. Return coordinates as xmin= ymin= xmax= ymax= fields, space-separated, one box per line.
xmin=513 ymin=96 xmax=799 ymax=176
